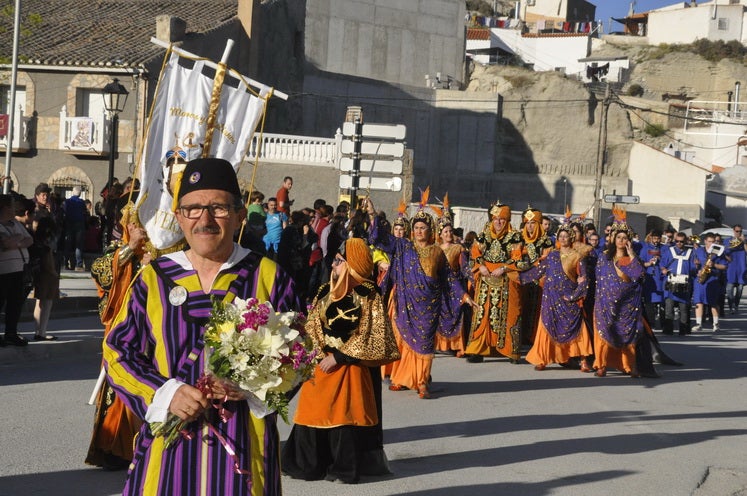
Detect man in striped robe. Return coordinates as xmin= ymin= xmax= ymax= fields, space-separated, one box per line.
xmin=104 ymin=158 xmax=298 ymax=495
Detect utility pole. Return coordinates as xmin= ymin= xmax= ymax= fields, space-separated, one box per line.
xmin=2 ymin=0 xmax=21 ymax=194
xmin=593 ymin=82 xmax=610 ymax=230
xmin=349 ymin=117 xmax=362 ymax=210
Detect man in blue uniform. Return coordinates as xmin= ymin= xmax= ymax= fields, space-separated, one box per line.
xmin=660 ymin=232 xmax=696 ymax=335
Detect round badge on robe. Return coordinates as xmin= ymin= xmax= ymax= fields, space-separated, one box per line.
xmin=169 ymin=286 xmax=188 ymax=306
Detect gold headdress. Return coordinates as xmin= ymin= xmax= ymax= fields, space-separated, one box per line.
xmin=609 ymin=205 xmax=634 ymax=239
xmin=392 ymin=199 xmax=409 ymax=233
xmin=486 ymin=200 xmax=512 ymax=240
xmin=567 ymin=206 xmax=590 ymax=244
xmin=434 ymin=192 xmax=453 ymax=235
xmin=556 ymin=205 xmax=575 ymax=243
xmin=410 ymin=186 xmax=436 ymax=235
xmin=521 ymin=203 xmax=543 ymax=243
xmin=488 ymin=199 xmax=511 ymax=221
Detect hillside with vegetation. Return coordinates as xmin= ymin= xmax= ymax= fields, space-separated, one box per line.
xmin=465 ymin=33 xmax=747 ymax=173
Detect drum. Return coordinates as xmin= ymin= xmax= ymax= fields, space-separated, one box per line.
xmin=665 ymin=274 xmax=690 ymax=294
xmin=666 ymin=282 xmax=689 ymax=293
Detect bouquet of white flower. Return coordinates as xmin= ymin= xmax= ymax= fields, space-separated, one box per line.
xmin=203 ymin=297 xmax=319 ymax=421
xmin=150 ymin=297 xmax=319 ymax=447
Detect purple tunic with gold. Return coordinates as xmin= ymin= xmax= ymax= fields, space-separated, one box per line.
xmin=594 ymin=255 xmax=645 ymax=347
xmin=370 ymin=218 xmax=463 ymax=354
xmin=520 ymin=251 xmax=588 ymax=343
xmin=104 ymin=248 xmax=299 ymax=496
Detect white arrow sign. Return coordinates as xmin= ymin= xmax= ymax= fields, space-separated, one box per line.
xmin=340 ymin=140 xmax=405 ymax=157
xmin=342 ymin=122 xmax=406 ymax=140
xmin=604 ymin=194 xmax=640 ymax=204
xmin=339 ymin=175 xmax=403 ymax=192
xmin=339 ymin=157 xmax=403 ymax=174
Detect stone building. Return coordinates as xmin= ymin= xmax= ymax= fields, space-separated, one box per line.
xmin=0 ymin=0 xmax=261 ymax=203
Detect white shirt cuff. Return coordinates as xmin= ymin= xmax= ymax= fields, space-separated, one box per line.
xmin=144 ymin=378 xmax=185 ymax=423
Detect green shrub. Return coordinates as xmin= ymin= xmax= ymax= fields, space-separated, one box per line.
xmin=639 ymin=39 xmax=747 ymax=63
xmin=627 ymin=84 xmax=644 ymax=97
xmin=644 ymin=123 xmax=666 ymax=137
xmin=691 ymin=39 xmax=747 ymax=62
xmin=466 ymin=0 xmax=494 ymax=16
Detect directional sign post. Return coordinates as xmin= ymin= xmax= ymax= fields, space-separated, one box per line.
xmin=340 ymin=118 xmax=406 ymax=207
xmin=339 ymin=157 xmax=402 ymax=174
xmin=603 ymin=194 xmax=640 ymax=204
xmin=341 ymin=140 xmax=405 ymax=157
xmin=339 ymin=175 xmax=402 ymax=192
xmin=348 ymin=118 xmax=363 ymax=209
xmin=342 ymin=122 xmax=406 ymax=140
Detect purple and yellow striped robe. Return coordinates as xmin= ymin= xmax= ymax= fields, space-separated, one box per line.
xmin=104 ymin=247 xmax=299 ymax=495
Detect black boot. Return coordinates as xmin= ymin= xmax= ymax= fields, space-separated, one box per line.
xmin=4 ymin=333 xmax=28 ymax=346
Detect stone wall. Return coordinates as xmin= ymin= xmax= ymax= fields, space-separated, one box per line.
xmin=304 ymin=0 xmax=466 ymax=88
xmin=627 ymin=52 xmax=747 ymax=102
xmin=2 ymin=70 xmax=141 ymax=200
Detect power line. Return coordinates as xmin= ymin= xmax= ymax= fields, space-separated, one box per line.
xmin=288 ymin=91 xmax=591 ymax=104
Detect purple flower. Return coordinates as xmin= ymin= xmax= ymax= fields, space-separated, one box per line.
xmin=237 ymin=301 xmax=272 ymax=332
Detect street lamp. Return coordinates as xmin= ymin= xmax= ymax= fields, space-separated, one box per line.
xmin=102 ymin=78 xmax=128 ymax=244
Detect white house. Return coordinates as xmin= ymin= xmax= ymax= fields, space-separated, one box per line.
xmin=481 ymin=28 xmax=592 ymax=75
xmin=627 ymin=141 xmax=711 ymax=230
xmin=647 ymin=1 xmax=747 ymax=45
xmin=521 ymin=0 xmax=597 ymax=26
xmin=577 ymin=55 xmax=630 ymax=83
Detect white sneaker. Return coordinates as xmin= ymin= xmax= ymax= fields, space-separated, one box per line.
xmin=692 ymin=324 xmax=702 ymax=332
xmin=713 ymin=324 xmax=720 ymax=332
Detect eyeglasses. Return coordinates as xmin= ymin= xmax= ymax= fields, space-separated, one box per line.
xmin=675 ymin=240 xmax=685 ymax=244
xmin=735 ymin=230 xmax=743 ymax=234
xmin=332 ymin=257 xmax=345 ymax=266
xmin=178 ymin=203 xmax=234 ymax=219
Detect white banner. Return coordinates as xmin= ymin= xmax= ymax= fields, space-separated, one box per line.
xmin=135 ymin=53 xmax=266 ymax=250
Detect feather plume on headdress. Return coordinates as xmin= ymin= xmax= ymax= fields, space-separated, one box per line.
xmin=567 ymin=205 xmax=589 ymax=245
xmin=555 ymin=208 xmax=575 ymax=248
xmin=431 ymin=192 xmax=451 ymax=219
xmin=393 ymin=198 xmax=409 ymax=231
xmin=435 ymin=192 xmax=454 ymax=236
xmin=612 ymin=205 xmax=627 ymax=225
xmin=411 ymin=186 xmax=436 ymax=236
xmin=419 ymin=186 xmax=430 ymax=209
xmin=397 ymin=199 xmax=407 ymax=217
xmin=609 ymin=205 xmax=634 ymax=238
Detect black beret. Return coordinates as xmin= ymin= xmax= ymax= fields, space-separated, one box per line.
xmin=177 ymin=158 xmax=240 ymax=201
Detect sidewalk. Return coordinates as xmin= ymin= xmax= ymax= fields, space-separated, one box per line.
xmin=20 ymin=269 xmax=101 ymax=321
xmin=1 ymin=270 xmax=102 ymax=365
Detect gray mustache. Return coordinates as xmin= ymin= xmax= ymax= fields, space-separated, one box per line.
xmin=192 ymin=226 xmax=221 ymax=234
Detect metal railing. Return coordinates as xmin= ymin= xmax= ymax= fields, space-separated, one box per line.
xmin=246 ymin=130 xmax=342 ymax=167
xmin=0 ymin=106 xmax=31 ymax=152
xmin=58 ymin=105 xmax=109 ymax=154
xmin=684 ymin=100 xmax=747 ymax=136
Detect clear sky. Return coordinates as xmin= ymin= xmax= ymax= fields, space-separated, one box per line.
xmin=594 ymin=1 xmax=681 ymax=30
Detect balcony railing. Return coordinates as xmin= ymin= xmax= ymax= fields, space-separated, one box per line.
xmin=58 ymin=105 xmax=110 ymax=155
xmin=0 ymin=107 xmax=32 ymax=153
xmin=684 ymin=100 xmax=747 ymax=136
xmin=246 ymin=131 xmax=342 ymax=167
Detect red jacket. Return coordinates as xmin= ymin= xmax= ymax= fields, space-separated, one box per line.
xmin=308 ymin=215 xmax=329 ymax=265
